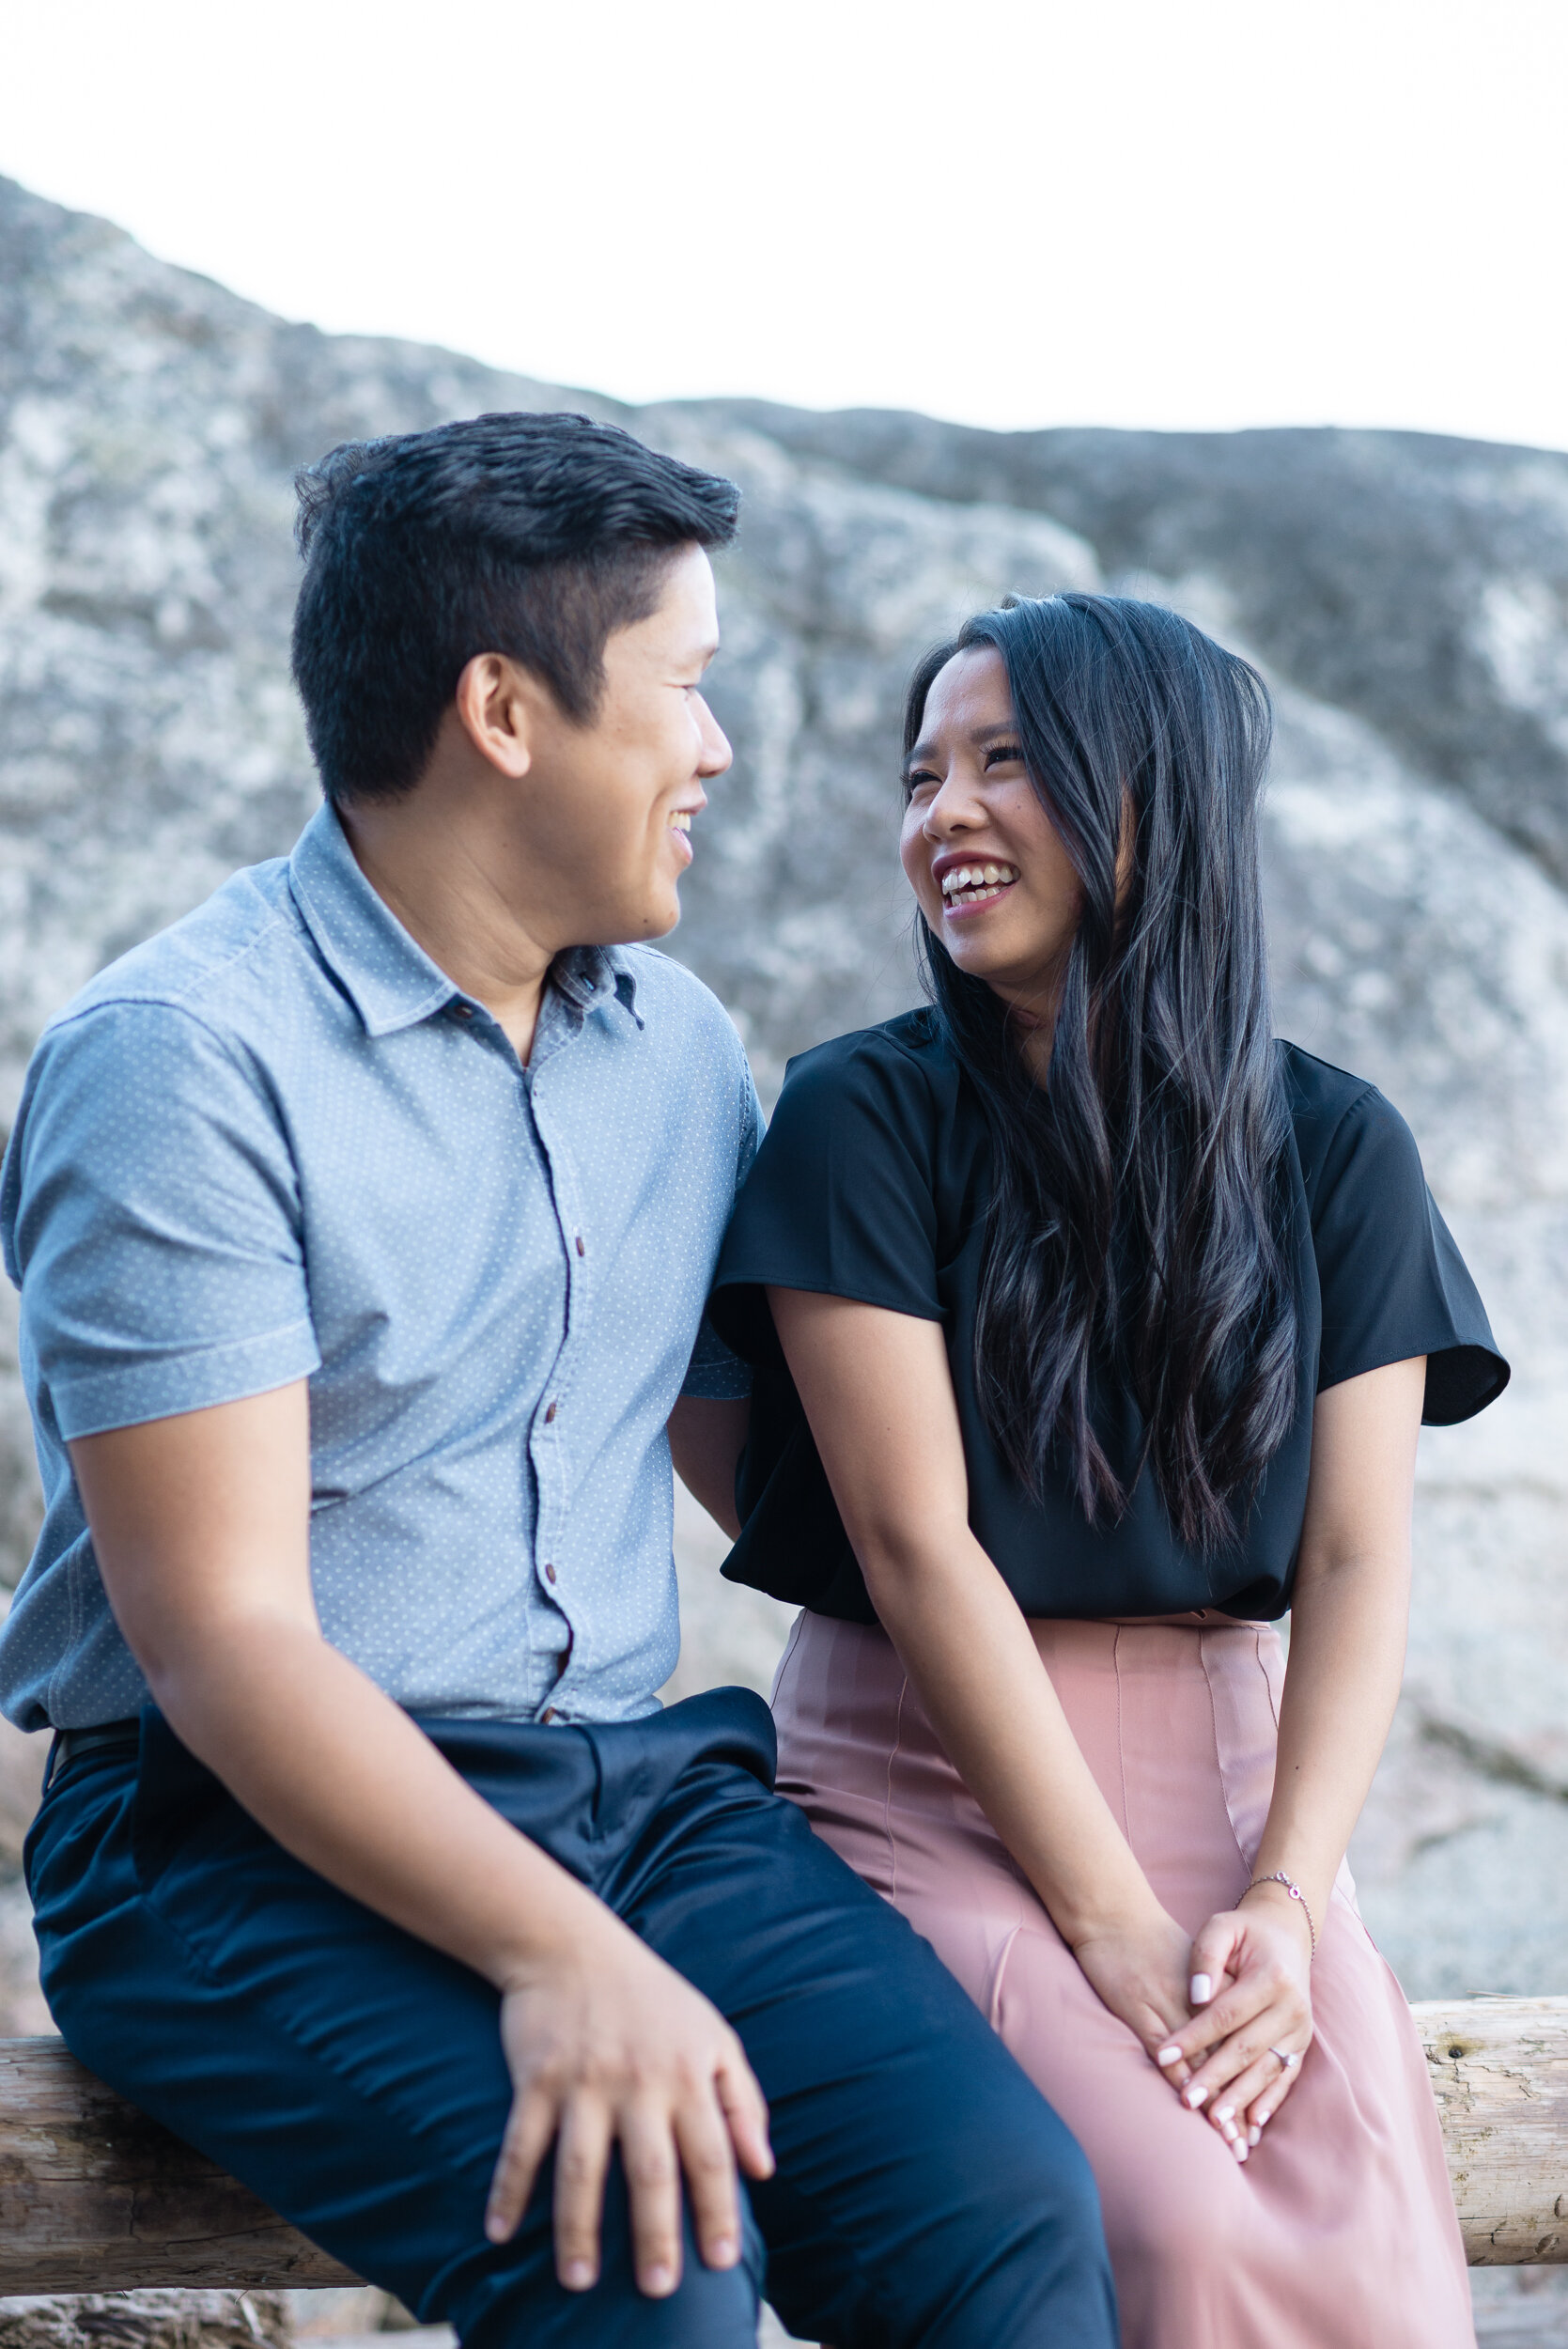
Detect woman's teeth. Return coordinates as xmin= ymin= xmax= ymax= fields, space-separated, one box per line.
xmin=670 ymin=812 xmax=691 ymax=831
xmin=940 ymin=861 xmax=1018 ymax=908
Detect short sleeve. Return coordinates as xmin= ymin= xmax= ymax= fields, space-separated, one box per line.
xmin=707 ymin=1032 xmax=943 ymax=1365
xmin=3 ymin=1000 xmax=321 ymax=1439
xmin=678 ymin=1046 xmax=763 ymax=1401
xmin=1310 ymin=1086 xmax=1508 ymax=1423
xmin=680 ymin=1314 xmax=753 ymax=1400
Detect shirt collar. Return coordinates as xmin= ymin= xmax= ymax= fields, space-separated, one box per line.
xmin=551 ymin=945 xmax=644 ymax=1030
xmin=287 ymin=801 xmax=643 ymax=1039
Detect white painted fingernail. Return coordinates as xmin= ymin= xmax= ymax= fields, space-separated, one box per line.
xmin=1157 ymin=2045 xmax=1182 ymax=2067
xmin=1215 ymin=2105 xmax=1235 ymax=2122
xmin=1189 ymin=1973 xmax=1213 ymax=2005
xmin=1184 ymin=2081 xmax=1209 ymax=2108
xmin=1249 ymin=2125 xmax=1262 ymax=2146
xmin=1220 ymin=2119 xmax=1237 ymax=2141
xmin=564 ymin=2261 xmax=594 ymax=2291
xmin=1233 ymin=2139 xmax=1249 ymax=2163
xmin=1255 ymin=2108 xmax=1271 ymax=2127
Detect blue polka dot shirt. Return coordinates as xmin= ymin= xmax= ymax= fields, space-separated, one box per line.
xmin=0 ymin=802 xmax=759 ymax=1730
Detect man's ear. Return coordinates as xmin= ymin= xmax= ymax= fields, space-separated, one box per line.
xmin=453 ymin=653 xmax=538 ymax=781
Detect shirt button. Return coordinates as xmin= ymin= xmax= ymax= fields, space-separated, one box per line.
xmin=542 ymin=1706 xmax=557 ymax=1724
xmin=575 ymin=1234 xmax=585 ymax=1257
xmin=544 ymin=1400 xmax=558 ymax=1423
xmin=544 ymin=1562 xmax=558 ymax=1584
xmin=452 ymin=1002 xmax=474 ymax=1019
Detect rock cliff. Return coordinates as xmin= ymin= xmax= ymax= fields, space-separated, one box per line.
xmin=2 ymin=172 xmax=1566 ymax=1999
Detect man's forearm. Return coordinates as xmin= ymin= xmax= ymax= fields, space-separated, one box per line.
xmin=69 ymin=1386 xmax=613 ymax=1989
xmin=148 ymin=1615 xmax=612 ymax=1989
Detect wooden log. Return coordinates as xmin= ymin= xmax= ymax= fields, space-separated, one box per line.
xmin=2 ymin=2005 xmax=1566 ymax=2288
xmin=1411 ymin=1997 xmax=1568 ymax=2263
xmin=0 ymin=2039 xmax=358 ymax=2292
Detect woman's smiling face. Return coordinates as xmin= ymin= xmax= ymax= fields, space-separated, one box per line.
xmin=900 ymin=646 xmax=1084 ymax=1022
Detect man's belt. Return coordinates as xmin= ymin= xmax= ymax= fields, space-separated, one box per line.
xmin=44 ymin=1717 xmax=142 ymax=1789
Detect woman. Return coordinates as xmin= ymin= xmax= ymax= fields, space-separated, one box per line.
xmin=706 ymin=594 xmax=1506 ymax=2348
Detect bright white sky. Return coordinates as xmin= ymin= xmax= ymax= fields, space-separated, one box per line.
xmin=2 ymin=0 xmax=1565 ymax=449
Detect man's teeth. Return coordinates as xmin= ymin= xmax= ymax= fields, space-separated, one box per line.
xmin=670 ymin=812 xmax=691 ymax=831
xmin=940 ymin=862 xmax=1018 ymax=903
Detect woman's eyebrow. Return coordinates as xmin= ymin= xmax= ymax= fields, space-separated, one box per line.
xmin=904 ymin=719 xmax=1018 ymax=770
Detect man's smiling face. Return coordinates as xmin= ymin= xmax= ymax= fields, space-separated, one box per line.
xmin=516 ymin=542 xmax=733 ymax=948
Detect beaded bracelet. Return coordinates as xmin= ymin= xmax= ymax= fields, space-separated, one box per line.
xmin=1246 ymin=1871 xmax=1317 ymax=1954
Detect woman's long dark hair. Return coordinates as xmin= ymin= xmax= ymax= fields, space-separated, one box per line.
xmin=906 ymin=594 xmax=1296 ymax=1552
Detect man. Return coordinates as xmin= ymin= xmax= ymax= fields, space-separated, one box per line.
xmin=2 ymin=412 xmax=1115 ymax=2347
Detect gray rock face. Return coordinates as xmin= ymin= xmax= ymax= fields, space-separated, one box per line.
xmin=1 ymin=172 xmax=1565 ymax=2001
xmin=688 ymin=401 xmax=1568 ymax=891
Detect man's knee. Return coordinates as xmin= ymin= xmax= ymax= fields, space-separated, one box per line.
xmin=928 ymin=2063 xmax=1117 ymax=2340
xmin=452 ymin=2174 xmax=764 ymax=2349
xmin=461 ymin=2260 xmax=758 ymax=2349
xmin=984 ymin=2079 xmax=1108 ymax=2250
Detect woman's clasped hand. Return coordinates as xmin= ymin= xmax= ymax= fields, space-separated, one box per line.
xmin=1142 ymin=1891 xmax=1315 ymax=2155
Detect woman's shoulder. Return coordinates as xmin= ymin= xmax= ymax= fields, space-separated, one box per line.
xmin=714 ymin=1008 xmax=961 ymax=1330
xmin=1276 ymin=1040 xmax=1419 ymax=1204
xmin=785 ymin=1004 xmax=949 ymax=1077
xmin=777 ymin=1007 xmax=960 ymax=1115
xmin=1277 ymin=1038 xmax=1436 ymax=1250
xmin=1276 ymin=1043 xmax=1508 ymax=1418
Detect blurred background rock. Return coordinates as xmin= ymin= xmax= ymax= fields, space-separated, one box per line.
xmin=1 ymin=166 xmax=1566 ymax=2337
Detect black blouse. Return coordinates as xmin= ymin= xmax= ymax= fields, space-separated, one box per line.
xmin=708 ymin=1013 xmax=1508 ymax=1625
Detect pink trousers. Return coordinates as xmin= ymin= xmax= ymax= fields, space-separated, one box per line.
xmin=772 ymin=1609 xmax=1473 ymax=2349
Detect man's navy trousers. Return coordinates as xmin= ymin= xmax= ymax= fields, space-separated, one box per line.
xmin=27 ymin=1687 xmax=1117 ymax=2347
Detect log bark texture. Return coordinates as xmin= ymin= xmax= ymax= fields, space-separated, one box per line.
xmin=1411 ymin=1998 xmax=1568 ymax=2263
xmin=2 ymin=2008 xmax=1566 ymax=2287
xmin=0 ymin=2042 xmax=357 ymax=2292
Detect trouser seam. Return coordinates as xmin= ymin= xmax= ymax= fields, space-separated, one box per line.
xmin=1197 ymin=1629 xmax=1253 ymax=1877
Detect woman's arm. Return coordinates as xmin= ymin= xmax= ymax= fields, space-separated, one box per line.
xmin=768 ymin=1289 xmax=1201 ymax=2063
xmin=1156 ymin=1354 xmax=1425 ymax=2139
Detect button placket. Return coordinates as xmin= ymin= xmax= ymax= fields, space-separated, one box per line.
xmin=525 ymin=1067 xmax=586 ymax=1652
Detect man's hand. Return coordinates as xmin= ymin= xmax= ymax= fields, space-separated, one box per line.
xmin=489 ymin=1907 xmax=773 ymax=2295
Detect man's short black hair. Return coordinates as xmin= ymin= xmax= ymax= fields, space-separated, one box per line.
xmin=290 ymin=411 xmax=740 ymax=804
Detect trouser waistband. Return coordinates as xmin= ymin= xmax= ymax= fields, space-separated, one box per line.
xmin=43 ymin=1717 xmax=142 ymax=1793
xmin=39 ymin=1692 xmax=784 ymax=1879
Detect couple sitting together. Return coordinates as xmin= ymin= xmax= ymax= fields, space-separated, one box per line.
xmin=1 ymin=412 xmax=1507 ymax=2349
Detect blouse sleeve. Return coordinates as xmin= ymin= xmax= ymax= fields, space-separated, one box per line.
xmin=707 ymin=1031 xmax=944 ymax=1365
xmin=1311 ymin=1085 xmax=1509 ymax=1423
